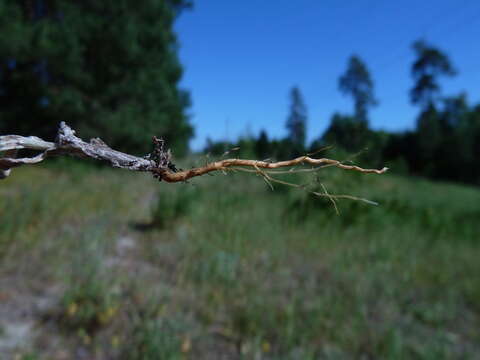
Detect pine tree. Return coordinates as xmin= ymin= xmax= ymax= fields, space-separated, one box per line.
xmin=410 ymin=40 xmax=456 ymax=173
xmin=285 ymin=86 xmax=307 ymax=155
xmin=410 ymin=40 xmax=456 ymax=109
xmin=0 ymin=0 xmax=193 ymax=156
xmin=322 ymin=56 xmax=375 ymax=154
xmin=339 ymin=55 xmax=377 ymax=124
xmin=255 ymin=129 xmax=270 ymax=159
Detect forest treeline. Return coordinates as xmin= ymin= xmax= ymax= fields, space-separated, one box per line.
xmin=1 ymin=1 xmax=478 ymax=185
xmin=0 ymin=0 xmax=193 ymax=156
xmin=206 ymin=42 xmax=480 ymax=186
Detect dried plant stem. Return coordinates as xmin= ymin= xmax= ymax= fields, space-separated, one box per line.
xmin=156 ymin=157 xmax=387 ymax=182
xmin=232 ymin=165 xmax=379 ymax=212
xmin=1 ymin=122 xmax=388 ymax=186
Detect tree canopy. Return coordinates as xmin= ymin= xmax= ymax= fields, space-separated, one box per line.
xmin=410 ymin=40 xmax=456 ymax=109
xmin=285 ymin=86 xmax=307 ymax=155
xmin=339 ymin=55 xmax=377 ymax=124
xmin=0 ymin=0 xmax=193 ymax=156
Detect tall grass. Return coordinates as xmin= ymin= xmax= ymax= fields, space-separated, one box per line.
xmin=1 ymin=163 xmax=479 ymax=359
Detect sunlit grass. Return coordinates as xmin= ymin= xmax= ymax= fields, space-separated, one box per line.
xmin=1 ymin=160 xmax=479 ymax=359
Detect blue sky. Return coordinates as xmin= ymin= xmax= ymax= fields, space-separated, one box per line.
xmin=175 ymin=0 xmax=480 ymax=150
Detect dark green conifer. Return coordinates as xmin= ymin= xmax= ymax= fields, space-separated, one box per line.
xmin=0 ymin=0 xmax=193 ymax=156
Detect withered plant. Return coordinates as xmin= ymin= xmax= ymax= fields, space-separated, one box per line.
xmin=1 ymin=122 xmax=387 ymax=209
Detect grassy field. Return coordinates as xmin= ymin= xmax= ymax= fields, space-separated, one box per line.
xmin=0 ymin=159 xmax=479 ymax=359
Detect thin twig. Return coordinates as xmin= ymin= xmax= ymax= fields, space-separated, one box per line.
xmin=320 ymin=183 xmax=339 ymax=215
xmin=155 ymin=156 xmax=388 ymax=183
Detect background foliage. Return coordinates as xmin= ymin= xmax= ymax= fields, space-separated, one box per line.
xmin=207 ymin=41 xmax=480 ymax=185
xmin=0 ymin=0 xmax=193 ymax=156
xmin=0 ymin=164 xmax=479 ymax=358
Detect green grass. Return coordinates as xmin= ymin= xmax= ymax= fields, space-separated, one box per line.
xmin=0 ymin=162 xmax=479 ymax=359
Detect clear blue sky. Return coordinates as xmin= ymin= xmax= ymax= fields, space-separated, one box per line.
xmin=175 ymin=0 xmax=480 ymax=150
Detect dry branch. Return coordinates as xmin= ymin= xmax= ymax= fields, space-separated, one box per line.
xmin=155 ymin=156 xmax=387 ymax=183
xmin=0 ymin=122 xmax=388 ymax=184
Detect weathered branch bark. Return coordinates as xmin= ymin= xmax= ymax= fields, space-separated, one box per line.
xmin=0 ymin=122 xmax=156 ymax=177
xmin=0 ymin=122 xmax=388 ymax=181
